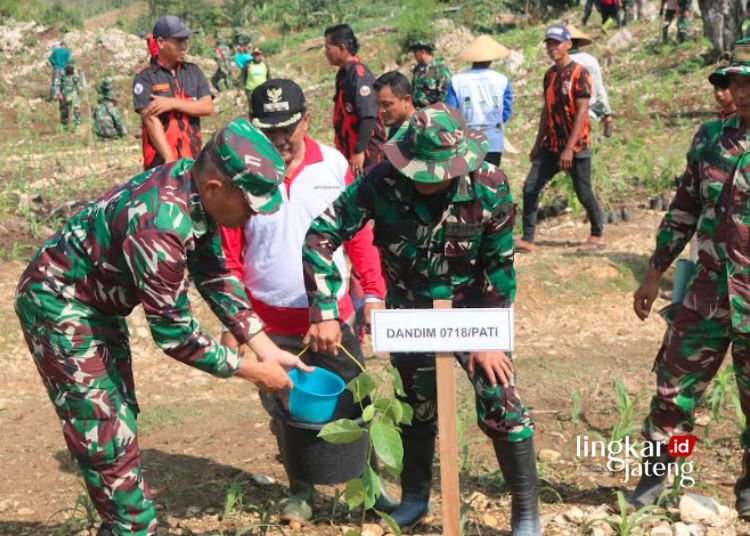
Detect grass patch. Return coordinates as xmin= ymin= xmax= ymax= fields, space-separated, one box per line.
xmin=138 ymin=403 xmax=204 ymax=436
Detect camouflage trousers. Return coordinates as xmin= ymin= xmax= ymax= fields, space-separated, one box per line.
xmin=60 ymin=98 xmax=81 ymax=128
xmin=15 ymin=288 xmax=157 ymax=535
xmin=643 ymin=303 xmax=750 ymax=447
xmin=391 ymin=352 xmax=534 ymax=443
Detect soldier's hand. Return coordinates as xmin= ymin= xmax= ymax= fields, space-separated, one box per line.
xmin=261 ymin=347 xmax=314 ymax=373
xmin=349 ymin=151 xmax=366 ymax=178
xmin=303 ymin=320 xmax=342 ymax=355
xmin=633 ymin=268 xmax=662 ymax=321
xmin=467 ymin=351 xmax=513 ymax=388
xmin=235 ymin=359 xmax=293 ymax=392
xmin=146 ymin=95 xmax=176 ymax=116
xmin=362 ymin=301 xmax=385 ymax=334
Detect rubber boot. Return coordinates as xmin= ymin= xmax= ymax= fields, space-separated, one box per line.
xmin=735 ymin=447 xmax=750 ymax=518
xmin=493 ymin=437 xmax=541 ymax=536
xmin=97 ymin=521 xmax=114 ymax=536
xmin=280 ymin=478 xmax=314 ymax=523
xmin=371 ymin=456 xmax=399 ymax=514
xmin=389 ymin=423 xmax=436 ymax=529
xmin=627 ymin=440 xmax=673 ymax=508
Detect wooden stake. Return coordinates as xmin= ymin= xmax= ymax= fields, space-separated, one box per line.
xmin=433 ymin=298 xmax=460 ymax=536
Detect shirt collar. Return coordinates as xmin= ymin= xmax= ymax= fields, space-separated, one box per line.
xmin=726 ymin=113 xmax=742 ymax=130
xmin=285 ymin=136 xmax=324 ymax=186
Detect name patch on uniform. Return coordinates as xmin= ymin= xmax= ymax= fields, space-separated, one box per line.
xmin=152 ymin=83 xmax=170 ymax=91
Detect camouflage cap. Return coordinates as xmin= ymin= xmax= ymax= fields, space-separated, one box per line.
xmin=409 ymin=39 xmax=435 ymax=52
xmin=203 ymin=118 xmax=285 ymax=214
xmin=709 ymin=38 xmax=750 ymax=87
xmin=383 ymin=102 xmax=489 ymax=184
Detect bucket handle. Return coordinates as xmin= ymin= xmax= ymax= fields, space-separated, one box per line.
xmin=296 ymin=344 xmax=366 ymax=374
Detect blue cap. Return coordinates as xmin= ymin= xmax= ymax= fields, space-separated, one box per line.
xmin=152 ymin=15 xmax=197 ymax=39
xmin=545 ymin=24 xmax=571 ymax=42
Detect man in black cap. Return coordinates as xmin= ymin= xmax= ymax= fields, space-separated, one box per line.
xmin=132 ymin=15 xmax=213 ymax=170
xmin=219 ymin=79 xmax=391 ymax=524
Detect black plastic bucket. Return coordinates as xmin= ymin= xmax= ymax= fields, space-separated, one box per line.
xmin=274 ymin=405 xmax=368 ymax=485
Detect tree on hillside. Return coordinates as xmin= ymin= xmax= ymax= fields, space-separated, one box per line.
xmin=697 ymin=0 xmax=744 ymax=60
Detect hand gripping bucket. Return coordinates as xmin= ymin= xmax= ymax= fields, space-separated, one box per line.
xmin=288 ymin=367 xmax=346 ymax=424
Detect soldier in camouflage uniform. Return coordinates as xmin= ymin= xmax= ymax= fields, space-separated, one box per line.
xmin=93 ymin=78 xmax=127 ymax=139
xmin=302 ymin=103 xmax=540 ymax=534
xmin=211 ymin=36 xmax=234 ymax=93
xmin=409 ymin=40 xmax=451 ymax=109
xmin=15 ymin=118 xmax=312 ymax=536
xmin=55 ymin=60 xmax=83 ymax=130
xmin=629 ymin=40 xmax=750 ymax=516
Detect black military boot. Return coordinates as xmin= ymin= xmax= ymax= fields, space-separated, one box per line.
xmin=389 ymin=423 xmax=436 ymax=529
xmin=735 ymin=447 xmax=750 ymax=518
xmin=97 ymin=521 xmax=114 ymax=536
xmin=627 ymin=440 xmax=673 ymax=508
xmin=493 ymin=437 xmax=541 ymax=536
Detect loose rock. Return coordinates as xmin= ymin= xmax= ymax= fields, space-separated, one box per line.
xmin=538 ymin=448 xmax=562 ymax=462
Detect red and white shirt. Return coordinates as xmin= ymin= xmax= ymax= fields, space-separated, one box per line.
xmin=221 ymin=136 xmax=385 ymax=336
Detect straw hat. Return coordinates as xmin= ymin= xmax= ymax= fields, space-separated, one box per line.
xmin=567 ymin=24 xmax=593 ymax=47
xmin=458 ymin=35 xmax=510 ymax=62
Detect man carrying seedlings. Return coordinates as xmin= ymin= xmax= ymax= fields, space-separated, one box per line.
xmin=133 ymin=15 xmax=213 ymax=170
xmin=630 ymin=39 xmax=750 ymax=517
xmin=219 ymin=79 xmax=394 ymax=523
xmin=374 ymin=71 xmax=417 ymax=141
xmin=409 ymin=39 xmax=451 ymax=109
xmin=211 ymin=35 xmax=234 ymax=93
xmin=324 ymin=23 xmax=386 ymax=176
xmin=55 ymin=59 xmax=83 ymax=130
xmin=15 ymin=118 xmax=311 ymax=536
xmin=516 ymin=25 xmax=605 ymax=253
xmin=302 ymin=103 xmax=540 ymax=534
xmin=93 ymin=77 xmax=127 ymax=139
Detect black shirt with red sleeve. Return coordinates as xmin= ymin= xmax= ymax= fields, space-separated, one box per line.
xmin=133 ymin=61 xmax=212 ymax=170
xmin=332 ymin=58 xmax=385 ymax=168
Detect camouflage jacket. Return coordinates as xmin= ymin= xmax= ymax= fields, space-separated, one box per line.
xmin=55 ymin=72 xmax=82 ymax=102
xmin=16 ymin=159 xmax=263 ymax=377
xmin=93 ymin=100 xmax=126 ymax=138
xmin=411 ymin=58 xmax=451 ymax=109
xmin=303 ymin=161 xmax=516 ymax=322
xmin=215 ymin=44 xmax=232 ymax=73
xmin=650 ymin=115 xmax=750 ymax=333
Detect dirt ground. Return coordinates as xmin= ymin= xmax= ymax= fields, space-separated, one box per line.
xmin=1 ymin=207 xmax=748 ymax=536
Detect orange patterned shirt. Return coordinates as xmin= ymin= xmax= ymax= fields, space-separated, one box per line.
xmin=542 ymin=61 xmax=592 ymax=153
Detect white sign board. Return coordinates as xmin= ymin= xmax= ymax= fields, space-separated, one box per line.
xmin=371 ymin=308 xmax=514 ymax=353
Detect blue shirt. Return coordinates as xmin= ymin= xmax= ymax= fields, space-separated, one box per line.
xmin=48 ymin=47 xmax=71 ymax=70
